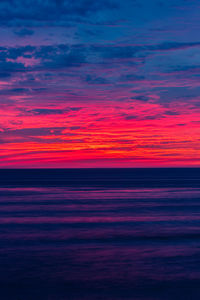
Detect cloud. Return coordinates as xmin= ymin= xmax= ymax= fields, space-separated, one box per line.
xmin=6 ymin=46 xmax=35 ymax=59
xmin=1 ymin=40 xmax=200 ymax=78
xmin=14 ymin=28 xmax=34 ymax=37
xmin=119 ymin=74 xmax=145 ymax=82
xmin=0 ymin=87 xmax=30 ymax=95
xmin=85 ymin=75 xmax=110 ymax=85
xmin=90 ymin=42 xmax=200 ymax=62
xmin=0 ymin=0 xmax=117 ymax=27
xmin=131 ymin=95 xmax=149 ymax=102
xmin=0 ymin=72 xmax=11 ymax=78
xmin=33 ymin=44 xmax=87 ymax=69
xmin=91 ymin=45 xmax=139 ymax=60
xmin=123 ymin=115 xmax=138 ymax=120
xmin=43 ymin=51 xmax=86 ymax=69
xmin=164 ymin=110 xmax=180 ymax=115
xmin=25 ymin=108 xmax=67 ymax=115
xmin=70 ymin=126 xmax=81 ymax=130
xmin=147 ymin=41 xmax=200 ymax=52
xmin=0 ymin=44 xmax=87 ymax=83
xmin=19 ymin=107 xmax=83 ymax=116
xmin=0 ymin=60 xmax=26 ymax=77
xmin=0 ymin=127 xmax=65 ymax=138
xmin=120 ymin=112 xmax=164 ymax=121
xmin=157 ymin=86 xmax=200 ymax=103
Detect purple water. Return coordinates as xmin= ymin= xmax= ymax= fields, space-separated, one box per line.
xmin=0 ymin=168 xmax=200 ymax=299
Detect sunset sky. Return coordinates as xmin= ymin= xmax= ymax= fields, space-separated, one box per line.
xmin=0 ymin=0 xmax=200 ymax=168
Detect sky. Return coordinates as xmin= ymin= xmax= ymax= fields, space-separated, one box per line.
xmin=0 ymin=0 xmax=200 ymax=168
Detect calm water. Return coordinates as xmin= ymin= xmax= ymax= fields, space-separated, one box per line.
xmin=0 ymin=168 xmax=200 ymax=300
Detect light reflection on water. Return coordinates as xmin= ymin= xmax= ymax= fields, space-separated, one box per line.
xmin=1 ymin=184 xmax=200 ymax=299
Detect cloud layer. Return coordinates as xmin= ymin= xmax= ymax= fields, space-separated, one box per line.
xmin=0 ymin=0 xmax=200 ymax=167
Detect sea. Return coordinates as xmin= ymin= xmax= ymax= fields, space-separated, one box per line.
xmin=0 ymin=168 xmax=200 ymax=300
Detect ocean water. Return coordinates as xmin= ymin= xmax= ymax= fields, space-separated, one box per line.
xmin=0 ymin=168 xmax=200 ymax=300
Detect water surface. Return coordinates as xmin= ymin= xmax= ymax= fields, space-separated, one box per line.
xmin=0 ymin=168 xmax=200 ymax=299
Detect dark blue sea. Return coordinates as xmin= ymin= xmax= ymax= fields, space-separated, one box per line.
xmin=0 ymin=168 xmax=200 ymax=300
